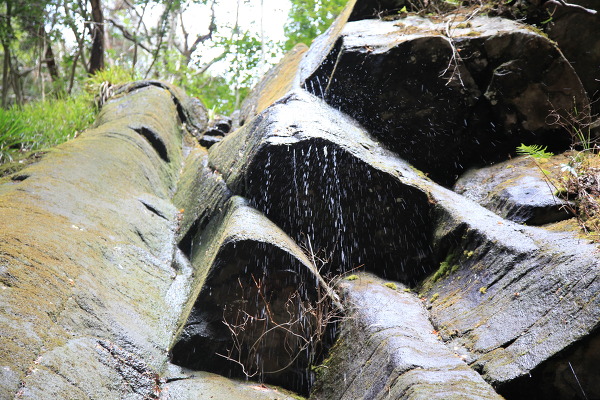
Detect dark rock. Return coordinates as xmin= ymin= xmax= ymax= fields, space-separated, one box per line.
xmin=311 ymin=272 xmax=503 ymax=400
xmin=171 ymin=196 xmax=337 ymax=394
xmin=304 ymin=15 xmax=587 ymax=185
xmin=349 ymin=0 xmax=410 ymax=20
xmin=546 ymin=6 xmax=600 ymax=119
xmin=210 ymin=91 xmax=436 ymax=283
xmin=454 ymin=155 xmax=573 ymax=225
xmin=498 ymin=330 xmax=600 ymax=400
xmin=198 ymin=134 xmax=223 ymax=149
xmin=213 ymin=116 xmax=232 ymax=133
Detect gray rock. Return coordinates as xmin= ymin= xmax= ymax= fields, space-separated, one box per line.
xmin=310 ymin=272 xmax=503 ymax=400
xmin=0 ymin=84 xmax=194 ymax=399
xmin=161 ymin=370 xmax=302 ymax=400
xmin=170 ymin=195 xmax=338 ymax=393
xmin=454 ymin=155 xmax=573 ymax=225
xmin=418 ymin=178 xmax=600 ymax=397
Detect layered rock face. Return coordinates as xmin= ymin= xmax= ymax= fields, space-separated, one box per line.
xmin=1 ymin=1 xmax=599 ymax=400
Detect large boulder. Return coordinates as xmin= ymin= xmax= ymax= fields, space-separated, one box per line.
xmin=0 ymin=84 xmax=195 ymax=399
xmin=454 ymin=154 xmax=573 ymax=225
xmin=311 ymin=272 xmax=503 ymax=400
xmin=170 ymin=195 xmax=338 ymax=394
xmin=302 ymin=14 xmax=588 ymax=184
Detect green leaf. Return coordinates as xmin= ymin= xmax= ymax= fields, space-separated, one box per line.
xmin=516 ymin=144 xmax=554 ymax=159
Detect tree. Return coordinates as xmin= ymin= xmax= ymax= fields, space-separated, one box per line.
xmin=284 ymin=0 xmax=347 ymax=50
xmin=88 ymin=0 xmax=105 ymax=74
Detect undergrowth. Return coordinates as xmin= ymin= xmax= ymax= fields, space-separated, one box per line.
xmin=518 ymin=103 xmax=600 ymax=241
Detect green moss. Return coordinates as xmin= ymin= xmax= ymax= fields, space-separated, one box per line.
xmin=432 ymin=252 xmax=459 ymax=283
xmin=409 ymin=165 xmax=431 ymax=180
xmin=523 ymin=24 xmax=550 ymax=39
xmin=463 ymin=250 xmax=474 ymax=258
xmin=430 ymin=293 xmax=439 ymax=302
xmin=479 ymin=286 xmax=487 ymax=294
xmin=384 ymin=282 xmax=398 ymax=290
xmin=346 ymin=274 xmax=359 ymax=281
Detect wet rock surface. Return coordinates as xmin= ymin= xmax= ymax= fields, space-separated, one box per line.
xmin=454 ymin=155 xmax=573 ymax=225
xmin=311 ymin=272 xmax=503 ymax=400
xmin=171 ymin=196 xmax=336 ymax=393
xmin=303 ymin=14 xmax=586 ymax=185
xmin=161 ymin=370 xmax=302 ymax=400
xmin=2 ymin=1 xmax=600 ymax=399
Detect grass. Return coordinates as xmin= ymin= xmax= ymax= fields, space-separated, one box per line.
xmin=0 ymin=95 xmax=96 ymax=165
xmin=0 ymin=66 xmax=135 ymax=168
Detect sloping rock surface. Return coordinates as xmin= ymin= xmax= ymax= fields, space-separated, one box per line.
xmin=0 ymin=84 xmax=191 ymax=399
xmin=311 ymin=272 xmax=503 ymax=400
xmin=454 ymin=155 xmax=573 ymax=225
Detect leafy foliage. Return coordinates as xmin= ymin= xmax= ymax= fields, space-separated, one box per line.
xmin=284 ymin=0 xmax=347 ymax=50
xmin=0 ymin=94 xmax=95 ymax=166
xmin=516 ymin=143 xmax=554 ymax=159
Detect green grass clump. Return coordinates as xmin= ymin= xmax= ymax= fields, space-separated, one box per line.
xmin=0 ymin=95 xmax=95 ymax=165
xmin=384 ymin=282 xmax=398 ymax=290
xmin=432 ymin=253 xmax=459 ymax=283
xmin=0 ymin=66 xmax=139 ymax=166
xmin=0 ymin=110 xmax=26 ymax=163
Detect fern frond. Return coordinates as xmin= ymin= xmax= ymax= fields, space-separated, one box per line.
xmin=516 ymin=144 xmax=554 ymax=159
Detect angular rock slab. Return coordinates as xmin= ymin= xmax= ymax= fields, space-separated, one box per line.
xmin=418 ymin=178 xmax=600 ymax=398
xmin=310 ymin=272 xmax=503 ymax=400
xmin=171 ymin=195 xmax=336 ymax=393
xmin=303 ymin=15 xmax=588 ymax=184
xmin=454 ymin=155 xmax=573 ymax=225
xmin=209 ymin=91 xmax=436 ymax=283
xmin=0 ymin=84 xmax=202 ymax=399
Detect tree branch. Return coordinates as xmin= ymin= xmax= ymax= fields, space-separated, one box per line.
xmin=545 ymin=0 xmax=597 ymax=14
xmin=107 ymin=18 xmax=152 ymax=53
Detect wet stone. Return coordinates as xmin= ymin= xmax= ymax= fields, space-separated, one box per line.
xmin=171 ymin=196 xmax=336 ymax=395
xmin=304 ymin=15 xmax=586 ymax=185
xmin=311 ymin=272 xmax=503 ymax=400
xmin=454 ymin=155 xmax=573 ymax=225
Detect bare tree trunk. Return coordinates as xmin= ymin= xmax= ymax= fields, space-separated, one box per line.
xmin=39 ymin=28 xmax=60 ymax=84
xmin=2 ymin=43 xmax=10 ymax=108
xmin=144 ymin=0 xmax=173 ymax=79
xmin=88 ymin=0 xmax=105 ymax=74
xmin=67 ymin=50 xmax=81 ymax=95
xmin=1 ymin=0 xmax=13 ymax=108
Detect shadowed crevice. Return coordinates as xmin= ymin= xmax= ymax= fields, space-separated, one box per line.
xmin=170 ymin=240 xmax=335 ymax=396
xmin=131 ymin=126 xmax=170 ymax=163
